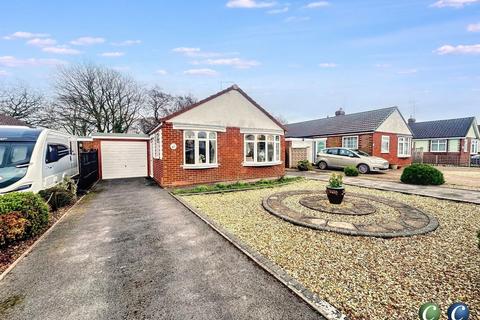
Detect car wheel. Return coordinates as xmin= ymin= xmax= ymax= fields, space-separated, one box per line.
xmin=317 ymin=161 xmax=328 ymax=170
xmin=357 ymin=164 xmax=369 ymax=174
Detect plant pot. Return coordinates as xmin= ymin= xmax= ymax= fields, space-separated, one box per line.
xmin=390 ymin=164 xmax=398 ymax=170
xmin=326 ymin=186 xmax=345 ymax=204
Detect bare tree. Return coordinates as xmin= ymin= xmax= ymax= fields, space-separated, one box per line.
xmin=53 ymin=63 xmax=144 ymax=135
xmin=138 ymin=87 xmax=197 ymax=133
xmin=275 ymin=114 xmax=289 ymax=125
xmin=0 ymin=84 xmax=48 ymax=126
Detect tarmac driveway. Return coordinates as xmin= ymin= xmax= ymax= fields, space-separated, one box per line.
xmin=0 ymin=178 xmax=323 ymax=320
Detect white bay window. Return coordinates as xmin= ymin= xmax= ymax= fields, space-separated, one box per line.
xmin=184 ymin=130 xmax=217 ymax=168
xmin=471 ymin=139 xmax=479 ymax=155
xmin=244 ymin=134 xmax=281 ymax=165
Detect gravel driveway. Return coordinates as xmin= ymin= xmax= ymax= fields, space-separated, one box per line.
xmin=0 ymin=178 xmax=323 ymax=320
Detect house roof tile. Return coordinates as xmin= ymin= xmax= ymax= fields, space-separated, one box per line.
xmin=0 ymin=113 xmax=27 ymax=126
xmin=285 ymin=107 xmax=398 ymax=138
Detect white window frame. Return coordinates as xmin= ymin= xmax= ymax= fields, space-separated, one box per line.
xmin=471 ymin=139 xmax=479 ymax=155
xmin=243 ymin=134 xmax=281 ymax=166
xmin=398 ymin=136 xmax=412 ymax=157
xmin=183 ymin=130 xmax=218 ymax=168
xmin=431 ymin=139 xmax=447 ymax=153
xmin=381 ymin=136 xmax=390 ymax=153
xmin=342 ymin=136 xmax=358 ymax=149
xmin=152 ymin=131 xmax=162 ymax=160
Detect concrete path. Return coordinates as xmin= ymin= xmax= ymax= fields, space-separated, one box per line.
xmin=0 ymin=179 xmax=323 ymax=320
xmin=288 ymin=170 xmax=480 ymax=204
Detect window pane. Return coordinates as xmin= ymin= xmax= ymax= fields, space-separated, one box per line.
xmin=185 ymin=140 xmax=195 ymax=164
xmin=258 ymin=135 xmax=266 ymax=141
xmin=275 ymin=136 xmax=280 ymax=142
xmin=246 ymin=134 xmax=255 ymax=141
xmin=11 ymin=145 xmax=29 ymax=163
xmin=257 ymin=142 xmax=266 ymax=162
xmin=208 ymin=132 xmax=216 ymax=139
xmin=198 ymin=131 xmax=207 ymax=139
xmin=185 ymin=131 xmax=195 ymax=139
xmin=199 ymin=140 xmax=207 ymax=163
xmin=245 ymin=142 xmax=254 ymax=162
xmin=267 ymin=142 xmax=274 ymax=162
xmin=267 ymin=135 xmax=274 ymax=141
xmin=275 ymin=142 xmax=280 ymax=161
xmin=0 ymin=145 xmax=6 ymax=164
xmin=209 ymin=140 xmax=216 ymax=163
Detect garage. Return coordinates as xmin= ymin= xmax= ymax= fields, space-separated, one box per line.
xmin=100 ymin=139 xmax=148 ymax=179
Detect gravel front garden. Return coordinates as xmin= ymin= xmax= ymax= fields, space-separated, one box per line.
xmin=180 ymin=179 xmax=480 ymax=319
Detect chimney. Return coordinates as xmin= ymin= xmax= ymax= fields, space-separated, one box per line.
xmin=335 ymin=108 xmax=345 ymax=116
xmin=408 ymin=116 xmax=416 ymax=125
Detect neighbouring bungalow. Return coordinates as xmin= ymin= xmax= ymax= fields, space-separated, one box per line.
xmin=285 ymin=107 xmax=413 ymax=168
xmin=76 ymin=86 xmax=286 ymax=187
xmin=409 ymin=116 xmax=480 ymax=166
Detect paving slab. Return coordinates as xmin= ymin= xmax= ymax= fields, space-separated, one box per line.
xmin=0 ymin=178 xmax=323 ymax=320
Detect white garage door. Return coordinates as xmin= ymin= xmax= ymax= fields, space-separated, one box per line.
xmin=101 ymin=140 xmax=148 ymax=179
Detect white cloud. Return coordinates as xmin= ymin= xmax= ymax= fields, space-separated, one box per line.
xmin=3 ymin=31 xmax=49 ymax=40
xmin=319 ymin=63 xmax=337 ymax=68
xmin=304 ymin=1 xmax=330 ymax=8
xmin=431 ymin=0 xmax=479 ymax=8
xmin=267 ymin=6 xmax=289 ymax=14
xmin=284 ymin=16 xmax=311 ymax=22
xmin=172 ymin=47 xmax=222 ymax=58
xmin=100 ymin=51 xmax=125 ymax=57
xmin=155 ymin=69 xmax=168 ymax=75
xmin=375 ymin=63 xmax=391 ymax=68
xmin=435 ymin=44 xmax=480 ymax=54
xmin=467 ymin=23 xmax=480 ymax=32
xmin=70 ymin=36 xmax=105 ymax=46
xmin=0 ymin=70 xmax=10 ymax=76
xmin=397 ymin=69 xmax=418 ymax=74
xmin=204 ymin=58 xmax=260 ymax=69
xmin=111 ymin=40 xmax=142 ymax=46
xmin=42 ymin=46 xmax=81 ymax=55
xmin=226 ymin=0 xmax=276 ymax=8
xmin=26 ymin=38 xmax=57 ymax=47
xmin=183 ymin=68 xmax=219 ymax=76
xmin=0 ymin=56 xmax=66 ymax=67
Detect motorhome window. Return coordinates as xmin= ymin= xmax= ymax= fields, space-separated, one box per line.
xmin=46 ymin=144 xmax=70 ymax=163
xmin=0 ymin=142 xmax=35 ymax=168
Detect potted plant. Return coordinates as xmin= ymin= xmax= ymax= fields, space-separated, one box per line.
xmin=326 ymin=173 xmax=345 ymax=204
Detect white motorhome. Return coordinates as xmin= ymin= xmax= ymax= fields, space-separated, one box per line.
xmin=0 ymin=126 xmax=79 ymax=194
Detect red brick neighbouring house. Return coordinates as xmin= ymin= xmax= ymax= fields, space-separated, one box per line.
xmin=285 ymin=107 xmax=413 ymax=168
xmin=410 ymin=117 xmax=480 ymax=166
xmin=148 ymin=85 xmax=286 ymax=187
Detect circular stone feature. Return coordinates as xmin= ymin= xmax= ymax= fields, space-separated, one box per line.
xmin=299 ymin=195 xmax=376 ymax=216
xmin=263 ymin=190 xmax=438 ymax=238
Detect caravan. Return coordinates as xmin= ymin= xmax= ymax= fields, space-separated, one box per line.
xmin=0 ymin=126 xmax=79 ymax=194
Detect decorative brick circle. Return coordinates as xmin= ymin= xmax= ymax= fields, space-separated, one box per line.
xmin=263 ymin=190 xmax=439 ymax=238
xmin=299 ymin=195 xmax=376 ymax=216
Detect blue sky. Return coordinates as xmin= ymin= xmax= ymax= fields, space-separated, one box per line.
xmin=0 ymin=0 xmax=479 ymax=123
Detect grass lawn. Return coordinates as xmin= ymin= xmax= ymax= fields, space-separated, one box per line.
xmin=180 ymin=180 xmax=480 ymax=319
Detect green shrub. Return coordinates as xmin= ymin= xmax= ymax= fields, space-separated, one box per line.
xmin=297 ymin=160 xmax=312 ymax=171
xmin=400 ymin=164 xmax=445 ymax=185
xmin=0 ymin=211 xmax=28 ymax=246
xmin=0 ymin=192 xmax=49 ymax=238
xmin=39 ymin=187 xmax=76 ymax=211
xmin=328 ymin=173 xmax=343 ymax=188
xmin=344 ymin=166 xmax=359 ymax=177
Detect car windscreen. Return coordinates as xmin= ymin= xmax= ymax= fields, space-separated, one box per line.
xmin=0 ymin=142 xmax=35 ymax=189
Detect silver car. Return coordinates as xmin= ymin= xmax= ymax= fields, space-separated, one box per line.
xmin=315 ymin=148 xmax=389 ymax=174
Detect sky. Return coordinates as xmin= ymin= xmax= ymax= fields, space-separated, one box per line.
xmin=0 ymin=0 xmax=479 ymax=123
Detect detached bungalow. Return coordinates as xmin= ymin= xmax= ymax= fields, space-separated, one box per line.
xmin=76 ymin=86 xmax=286 ymax=187
xmin=148 ymin=85 xmax=286 ymax=187
xmin=409 ymin=117 xmax=480 ymax=166
xmin=285 ymin=107 xmax=413 ymax=168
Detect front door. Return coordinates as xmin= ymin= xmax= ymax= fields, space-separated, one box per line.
xmin=314 ymin=139 xmax=327 ymax=160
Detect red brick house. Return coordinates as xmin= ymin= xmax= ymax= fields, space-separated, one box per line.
xmin=410 ymin=117 xmax=479 ymax=166
xmin=148 ymin=85 xmax=286 ymax=187
xmin=285 ymin=107 xmax=413 ymax=168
